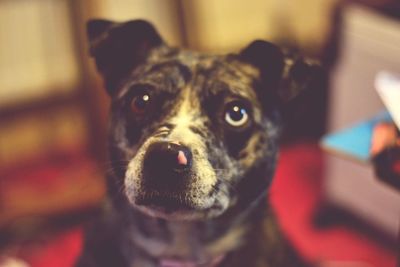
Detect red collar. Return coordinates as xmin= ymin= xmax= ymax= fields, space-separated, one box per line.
xmin=160 ymin=254 xmax=225 ymax=267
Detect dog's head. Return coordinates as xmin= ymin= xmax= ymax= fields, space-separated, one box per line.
xmin=87 ymin=19 xmax=319 ymax=221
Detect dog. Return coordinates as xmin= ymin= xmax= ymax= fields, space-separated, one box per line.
xmin=76 ymin=19 xmax=320 ymax=267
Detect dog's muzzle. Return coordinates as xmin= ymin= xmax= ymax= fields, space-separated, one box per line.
xmin=143 ymin=141 xmax=192 ymax=189
xmin=136 ymin=141 xmax=196 ymax=211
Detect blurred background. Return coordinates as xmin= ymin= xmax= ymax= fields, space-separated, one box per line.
xmin=0 ymin=0 xmax=399 ymax=266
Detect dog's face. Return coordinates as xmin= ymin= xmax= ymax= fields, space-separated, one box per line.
xmin=87 ymin=20 xmax=319 ymax=221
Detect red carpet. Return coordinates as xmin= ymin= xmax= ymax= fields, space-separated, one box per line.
xmin=270 ymin=143 xmax=396 ymax=267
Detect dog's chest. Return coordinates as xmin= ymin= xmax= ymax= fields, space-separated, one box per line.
xmin=128 ymin=219 xmax=247 ymax=267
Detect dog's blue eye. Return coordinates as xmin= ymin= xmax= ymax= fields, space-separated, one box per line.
xmin=131 ymin=93 xmax=151 ymax=114
xmin=224 ymin=102 xmax=249 ymax=127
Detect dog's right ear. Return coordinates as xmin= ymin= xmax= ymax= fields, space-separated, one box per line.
xmin=87 ymin=19 xmax=163 ymax=95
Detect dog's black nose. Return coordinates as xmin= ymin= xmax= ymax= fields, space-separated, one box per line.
xmin=143 ymin=142 xmax=193 ymax=189
xmin=145 ymin=142 xmax=192 ymax=171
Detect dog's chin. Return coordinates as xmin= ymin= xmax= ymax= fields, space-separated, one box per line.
xmin=127 ymin=193 xmax=225 ymax=221
xmin=132 ymin=204 xmax=209 ymax=221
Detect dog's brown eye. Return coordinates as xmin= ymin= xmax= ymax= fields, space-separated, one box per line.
xmin=131 ymin=93 xmax=151 ymax=114
xmin=224 ymin=101 xmax=249 ymax=127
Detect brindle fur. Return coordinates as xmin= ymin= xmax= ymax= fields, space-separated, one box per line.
xmin=76 ymin=19 xmax=319 ymax=267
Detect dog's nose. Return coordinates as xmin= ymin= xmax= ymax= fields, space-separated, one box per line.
xmin=145 ymin=142 xmax=192 ymax=171
xmin=143 ymin=142 xmax=193 ymax=189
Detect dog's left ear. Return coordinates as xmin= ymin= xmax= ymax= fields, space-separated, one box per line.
xmin=87 ymin=19 xmax=163 ymax=95
xmin=239 ymin=40 xmax=321 ymax=103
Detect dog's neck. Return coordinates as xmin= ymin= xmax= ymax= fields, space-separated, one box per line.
xmin=107 ymin=190 xmax=267 ymax=267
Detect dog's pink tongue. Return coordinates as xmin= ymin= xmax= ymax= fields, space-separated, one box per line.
xmin=160 ymin=259 xmax=196 ymax=267
xmin=177 ymin=150 xmax=188 ymax=166
xmin=160 ymin=255 xmax=225 ymax=267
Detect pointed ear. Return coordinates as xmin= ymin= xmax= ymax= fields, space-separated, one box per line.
xmin=279 ymin=49 xmax=321 ymax=102
xmin=239 ymin=40 xmax=321 ymax=103
xmin=87 ymin=19 xmax=114 ymax=42
xmin=86 ymin=19 xmax=163 ymax=95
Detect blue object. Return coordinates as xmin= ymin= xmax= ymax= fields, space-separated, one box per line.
xmin=321 ymin=111 xmax=393 ymax=162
